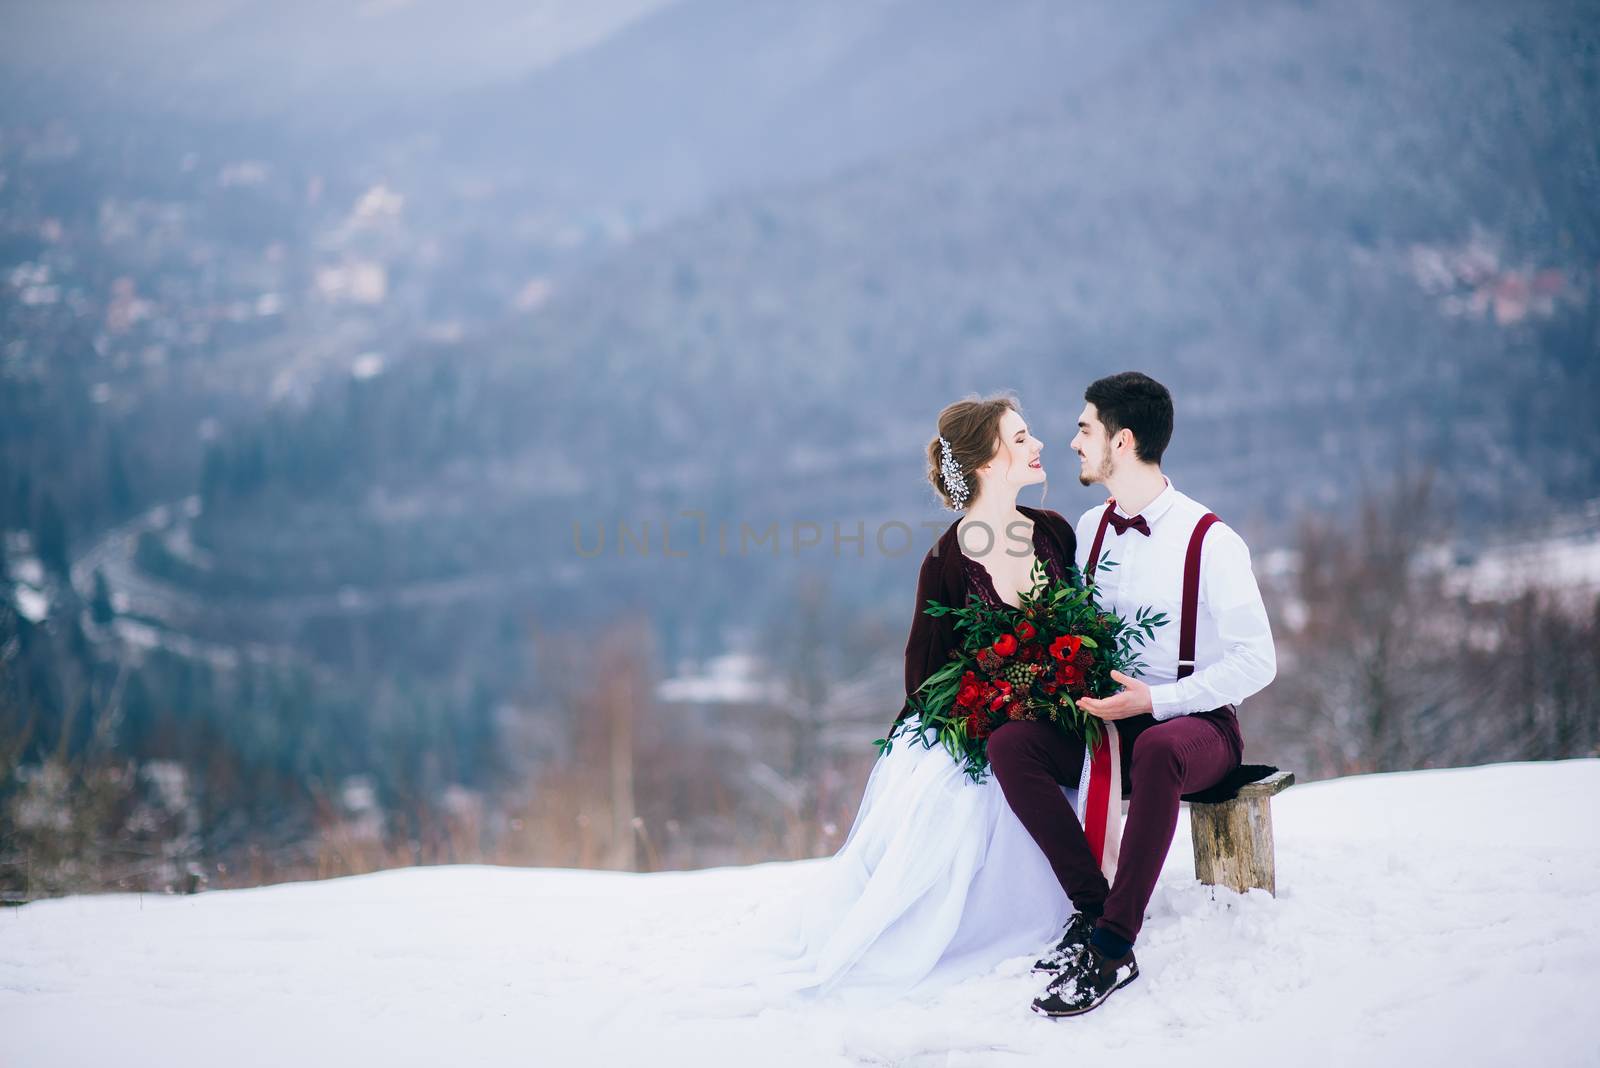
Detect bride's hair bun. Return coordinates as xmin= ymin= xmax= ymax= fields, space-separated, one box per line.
xmin=926 ymin=392 xmax=1020 ymax=511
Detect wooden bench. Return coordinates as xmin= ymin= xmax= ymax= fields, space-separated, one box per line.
xmin=1186 ymin=770 xmax=1295 ymax=896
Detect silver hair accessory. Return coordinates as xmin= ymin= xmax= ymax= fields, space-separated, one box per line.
xmin=938 ymin=436 xmax=970 ymax=508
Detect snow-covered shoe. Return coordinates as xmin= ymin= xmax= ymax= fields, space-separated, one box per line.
xmin=1030 ymin=943 xmax=1138 ymax=1017
xmin=1030 ymin=911 xmax=1099 ymax=974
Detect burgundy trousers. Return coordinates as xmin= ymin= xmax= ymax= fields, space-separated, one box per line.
xmin=987 ymin=707 xmax=1243 ymax=944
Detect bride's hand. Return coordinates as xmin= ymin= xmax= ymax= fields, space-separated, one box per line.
xmin=1076 ymin=670 xmax=1152 ymax=721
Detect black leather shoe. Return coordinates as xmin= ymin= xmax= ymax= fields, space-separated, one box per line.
xmin=1030 ymin=943 xmax=1139 ymax=1017
xmin=1031 ymin=911 xmax=1099 ymax=974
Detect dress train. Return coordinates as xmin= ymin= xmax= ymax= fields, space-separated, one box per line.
xmin=690 ymin=715 xmax=1075 ymax=1007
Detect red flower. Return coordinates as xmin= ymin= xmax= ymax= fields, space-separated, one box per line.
xmin=1049 ymin=634 xmax=1083 ymax=661
xmin=1056 ymin=663 xmax=1083 ymax=688
xmin=956 ymin=678 xmax=984 ymax=709
xmin=1015 ymin=621 xmax=1037 ymax=641
xmin=992 ymin=633 xmax=1018 ymax=657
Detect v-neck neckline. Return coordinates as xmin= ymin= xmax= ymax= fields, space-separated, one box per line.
xmin=959 ymin=519 xmax=1047 ymax=610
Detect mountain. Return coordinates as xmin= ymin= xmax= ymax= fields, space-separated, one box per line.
xmin=414 ymin=0 xmax=1199 ymax=213
xmin=188 ymin=0 xmax=1600 ymax=628
xmin=0 ymin=0 xmax=678 ymax=119
xmin=451 ymin=0 xmax=1596 ymax=526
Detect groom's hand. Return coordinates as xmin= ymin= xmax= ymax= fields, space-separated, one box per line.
xmin=1077 ymin=670 xmax=1153 ymax=721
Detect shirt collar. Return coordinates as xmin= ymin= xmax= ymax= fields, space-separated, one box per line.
xmin=1114 ymin=475 xmax=1178 ymax=525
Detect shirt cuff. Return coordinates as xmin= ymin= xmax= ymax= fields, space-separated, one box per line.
xmin=1147 ymin=683 xmax=1184 ymax=721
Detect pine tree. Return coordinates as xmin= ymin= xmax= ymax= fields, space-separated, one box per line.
xmin=106 ymin=436 xmax=134 ymax=516
xmin=34 ymin=494 xmax=69 ymax=578
xmin=90 ymin=569 xmax=114 ymax=626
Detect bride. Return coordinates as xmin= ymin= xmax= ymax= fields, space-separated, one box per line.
xmin=693 ymin=393 xmax=1085 ymax=1006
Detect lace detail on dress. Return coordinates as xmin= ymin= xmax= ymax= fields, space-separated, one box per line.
xmin=961 ymin=520 xmax=1068 ymax=609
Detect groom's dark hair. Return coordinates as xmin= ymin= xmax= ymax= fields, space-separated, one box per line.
xmin=1084 ymin=372 xmax=1173 ymax=465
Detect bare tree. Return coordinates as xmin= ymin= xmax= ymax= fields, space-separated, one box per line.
xmin=1255 ymin=466 xmax=1600 ymax=779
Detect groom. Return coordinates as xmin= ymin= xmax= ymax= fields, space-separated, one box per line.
xmin=986 ymin=371 xmax=1278 ymax=1017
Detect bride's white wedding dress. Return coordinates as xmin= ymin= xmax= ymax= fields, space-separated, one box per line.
xmin=691 ymin=714 xmax=1076 ymax=1007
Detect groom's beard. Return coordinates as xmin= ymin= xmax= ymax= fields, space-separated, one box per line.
xmin=1077 ymin=451 xmax=1113 ymax=487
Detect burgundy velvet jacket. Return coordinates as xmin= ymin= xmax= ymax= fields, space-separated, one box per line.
xmin=890 ymin=504 xmax=1079 ymax=737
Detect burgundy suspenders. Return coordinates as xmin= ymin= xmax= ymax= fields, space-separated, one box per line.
xmin=1084 ymin=499 xmax=1218 ymax=680
xmin=1178 ymin=513 xmax=1219 ymax=680
xmin=1084 ymin=501 xmax=1117 ymax=584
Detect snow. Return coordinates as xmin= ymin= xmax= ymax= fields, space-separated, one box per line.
xmin=12 ymin=583 xmax=48 ymax=622
xmin=350 ymin=351 xmax=386 ymax=379
xmin=3 ymin=759 xmax=1598 ymax=1067
xmin=11 ymin=555 xmax=45 ymax=588
xmin=657 ymin=652 xmax=786 ymax=704
xmin=1446 ymin=529 xmax=1600 ymax=602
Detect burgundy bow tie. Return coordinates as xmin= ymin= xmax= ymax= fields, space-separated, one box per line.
xmin=1108 ymin=512 xmax=1151 ymax=537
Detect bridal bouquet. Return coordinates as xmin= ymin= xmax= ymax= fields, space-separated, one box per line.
xmin=875 ymin=558 xmax=1167 ymax=785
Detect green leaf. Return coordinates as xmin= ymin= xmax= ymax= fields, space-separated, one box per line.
xmin=914 ymin=657 xmax=966 ymax=695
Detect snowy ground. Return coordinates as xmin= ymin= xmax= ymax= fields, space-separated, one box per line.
xmin=4 ymin=759 xmax=1598 ymax=1067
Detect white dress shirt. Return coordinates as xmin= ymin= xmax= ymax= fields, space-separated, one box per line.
xmin=1073 ymin=477 xmax=1277 ymax=719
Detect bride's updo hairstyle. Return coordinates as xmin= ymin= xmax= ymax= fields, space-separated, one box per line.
xmin=926 ymin=392 xmax=1021 ymax=511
